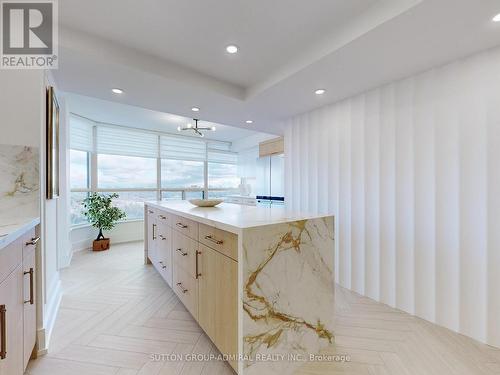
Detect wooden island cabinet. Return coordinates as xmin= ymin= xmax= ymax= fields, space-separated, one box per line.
xmin=144 ymin=202 xmax=334 ymax=375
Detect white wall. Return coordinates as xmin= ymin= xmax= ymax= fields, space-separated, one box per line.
xmin=40 ymin=72 xmax=65 ymax=353
xmin=284 ymin=46 xmax=500 ymax=348
xmin=0 ymin=70 xmax=62 ymax=354
xmin=57 ymin=95 xmax=72 ymax=268
xmin=0 ymin=70 xmax=44 ymax=147
xmin=71 ymin=220 xmax=144 ymax=252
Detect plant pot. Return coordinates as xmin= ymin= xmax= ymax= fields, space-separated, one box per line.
xmin=93 ymin=238 xmax=110 ymax=251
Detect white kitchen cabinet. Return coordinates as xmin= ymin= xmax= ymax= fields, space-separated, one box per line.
xmin=0 ymin=223 xmax=39 ymax=375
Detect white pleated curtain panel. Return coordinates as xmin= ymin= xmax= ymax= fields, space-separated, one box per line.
xmin=70 ymin=115 xmax=93 ymax=152
xmin=207 ymin=149 xmax=238 ymax=164
xmin=70 ymin=118 xmax=238 ymax=163
xmin=160 ymin=134 xmax=206 ymax=161
xmin=97 ymin=126 xmax=158 ymax=158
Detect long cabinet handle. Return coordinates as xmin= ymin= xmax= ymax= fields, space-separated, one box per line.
xmin=152 ymin=223 xmax=157 ymax=240
xmin=204 ymin=235 xmax=223 ymax=245
xmin=176 ymin=248 xmax=188 ymax=256
xmin=176 ymin=282 xmax=188 ymax=294
xmin=176 ymin=222 xmax=188 ymax=229
xmin=195 ymin=250 xmax=202 ymax=279
xmin=24 ymin=268 xmax=34 ymax=305
xmin=0 ymin=304 xmax=6 ymax=360
xmin=26 ymin=236 xmax=40 ymax=246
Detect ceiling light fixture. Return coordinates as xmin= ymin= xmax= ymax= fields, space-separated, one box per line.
xmin=111 ymin=88 xmax=124 ymax=94
xmin=191 ymin=107 xmax=200 ymax=112
xmin=493 ymin=13 xmax=500 ymax=22
xmin=177 ymin=119 xmax=215 ymax=137
xmin=226 ymin=45 xmax=238 ymax=54
xmin=315 ymin=89 xmax=326 ymax=95
xmin=245 ymin=120 xmax=253 ymax=124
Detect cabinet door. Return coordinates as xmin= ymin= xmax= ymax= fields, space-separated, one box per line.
xmin=147 ymin=217 xmax=158 ymax=263
xmin=156 ymin=222 xmax=172 ymax=287
xmin=23 ymin=250 xmax=36 ymax=369
xmin=0 ymin=266 xmax=24 ymax=375
xmin=197 ymin=244 xmax=217 ymax=341
xmin=197 ymin=244 xmax=237 ymax=369
xmin=215 ymin=253 xmax=238 ymax=364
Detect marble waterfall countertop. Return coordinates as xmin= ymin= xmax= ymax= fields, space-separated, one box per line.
xmin=0 ymin=216 xmax=40 ymax=249
xmin=146 ymin=200 xmax=335 ymax=374
xmin=145 ymin=200 xmax=329 ymax=234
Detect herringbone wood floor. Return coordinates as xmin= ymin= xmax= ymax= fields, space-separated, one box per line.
xmin=26 ymin=242 xmax=500 ymax=375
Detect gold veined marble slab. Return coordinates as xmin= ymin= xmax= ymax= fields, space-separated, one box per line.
xmin=144 ymin=202 xmax=335 ymax=374
xmin=241 ymin=217 xmax=335 ymax=375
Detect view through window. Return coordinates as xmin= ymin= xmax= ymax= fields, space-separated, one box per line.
xmin=69 ymin=116 xmax=239 ymax=225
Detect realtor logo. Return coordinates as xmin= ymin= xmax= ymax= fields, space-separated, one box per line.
xmin=1 ymin=0 xmax=58 ymax=69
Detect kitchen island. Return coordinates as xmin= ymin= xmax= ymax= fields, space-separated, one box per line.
xmin=144 ymin=201 xmax=335 ymax=375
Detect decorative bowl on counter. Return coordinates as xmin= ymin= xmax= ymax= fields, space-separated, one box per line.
xmin=188 ymin=199 xmax=223 ymax=207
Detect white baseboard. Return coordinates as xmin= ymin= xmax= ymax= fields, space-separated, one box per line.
xmin=71 ymin=220 xmax=144 ymax=253
xmin=58 ymin=250 xmax=73 ymax=269
xmin=37 ymin=276 xmax=62 ymax=355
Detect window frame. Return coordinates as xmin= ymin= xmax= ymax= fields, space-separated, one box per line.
xmin=69 ymin=116 xmax=239 ymax=226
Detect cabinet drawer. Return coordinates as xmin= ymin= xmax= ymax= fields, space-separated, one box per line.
xmin=172 ymin=231 xmax=197 ymax=277
xmin=156 ymin=211 xmax=170 ymax=226
xmin=172 ymin=264 xmax=198 ymax=321
xmin=0 ymin=238 xmax=22 ymax=284
xmin=146 ymin=206 xmax=157 ymax=217
xmin=22 ymin=228 xmax=38 ymax=259
xmin=172 ymin=214 xmax=198 ymax=240
xmin=199 ymin=223 xmax=238 ymax=261
xmin=156 ymin=224 xmax=172 ymax=287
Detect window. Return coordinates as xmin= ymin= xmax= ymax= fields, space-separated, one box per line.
xmin=208 ymin=162 xmax=239 ymax=189
xmin=107 ymin=191 xmax=157 ymax=220
xmin=70 ymin=150 xmax=89 ymax=189
xmin=207 ymin=149 xmax=239 ymax=189
xmin=207 ymin=190 xmax=236 ymax=199
xmin=69 ymin=115 xmax=243 ymax=226
xmin=185 ymin=191 xmax=203 ymax=200
xmin=161 ymin=159 xmax=204 ymax=189
xmin=162 ymin=191 xmax=182 ymax=200
xmin=70 ymin=192 xmax=88 ymax=226
xmin=98 ymin=154 xmax=157 ymax=189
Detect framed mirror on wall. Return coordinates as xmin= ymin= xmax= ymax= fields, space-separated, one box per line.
xmin=46 ymin=86 xmax=59 ymax=199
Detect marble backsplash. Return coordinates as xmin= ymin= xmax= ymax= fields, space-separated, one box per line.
xmin=0 ymin=144 xmax=40 ymax=222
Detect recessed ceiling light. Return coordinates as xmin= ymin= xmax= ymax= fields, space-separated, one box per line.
xmin=245 ymin=120 xmax=253 ymax=124
xmin=191 ymin=107 xmax=200 ymax=112
xmin=111 ymin=88 xmax=123 ymax=94
xmin=226 ymin=45 xmax=238 ymax=54
xmin=315 ymin=89 xmax=326 ymax=95
xmin=493 ymin=13 xmax=500 ymax=22
xmin=211 ymin=126 xmax=217 ymax=131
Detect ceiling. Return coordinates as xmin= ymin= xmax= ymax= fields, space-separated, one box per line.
xmin=60 ymin=0 xmax=379 ymax=89
xmin=66 ymin=94 xmax=265 ymax=143
xmin=54 ymin=0 xmax=500 ymax=135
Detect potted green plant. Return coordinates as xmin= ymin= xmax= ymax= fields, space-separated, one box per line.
xmin=82 ymin=193 xmax=126 ymax=251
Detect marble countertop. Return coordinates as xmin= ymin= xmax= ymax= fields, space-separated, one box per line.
xmin=146 ymin=201 xmax=332 ymax=234
xmin=0 ymin=217 xmax=40 ymax=250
